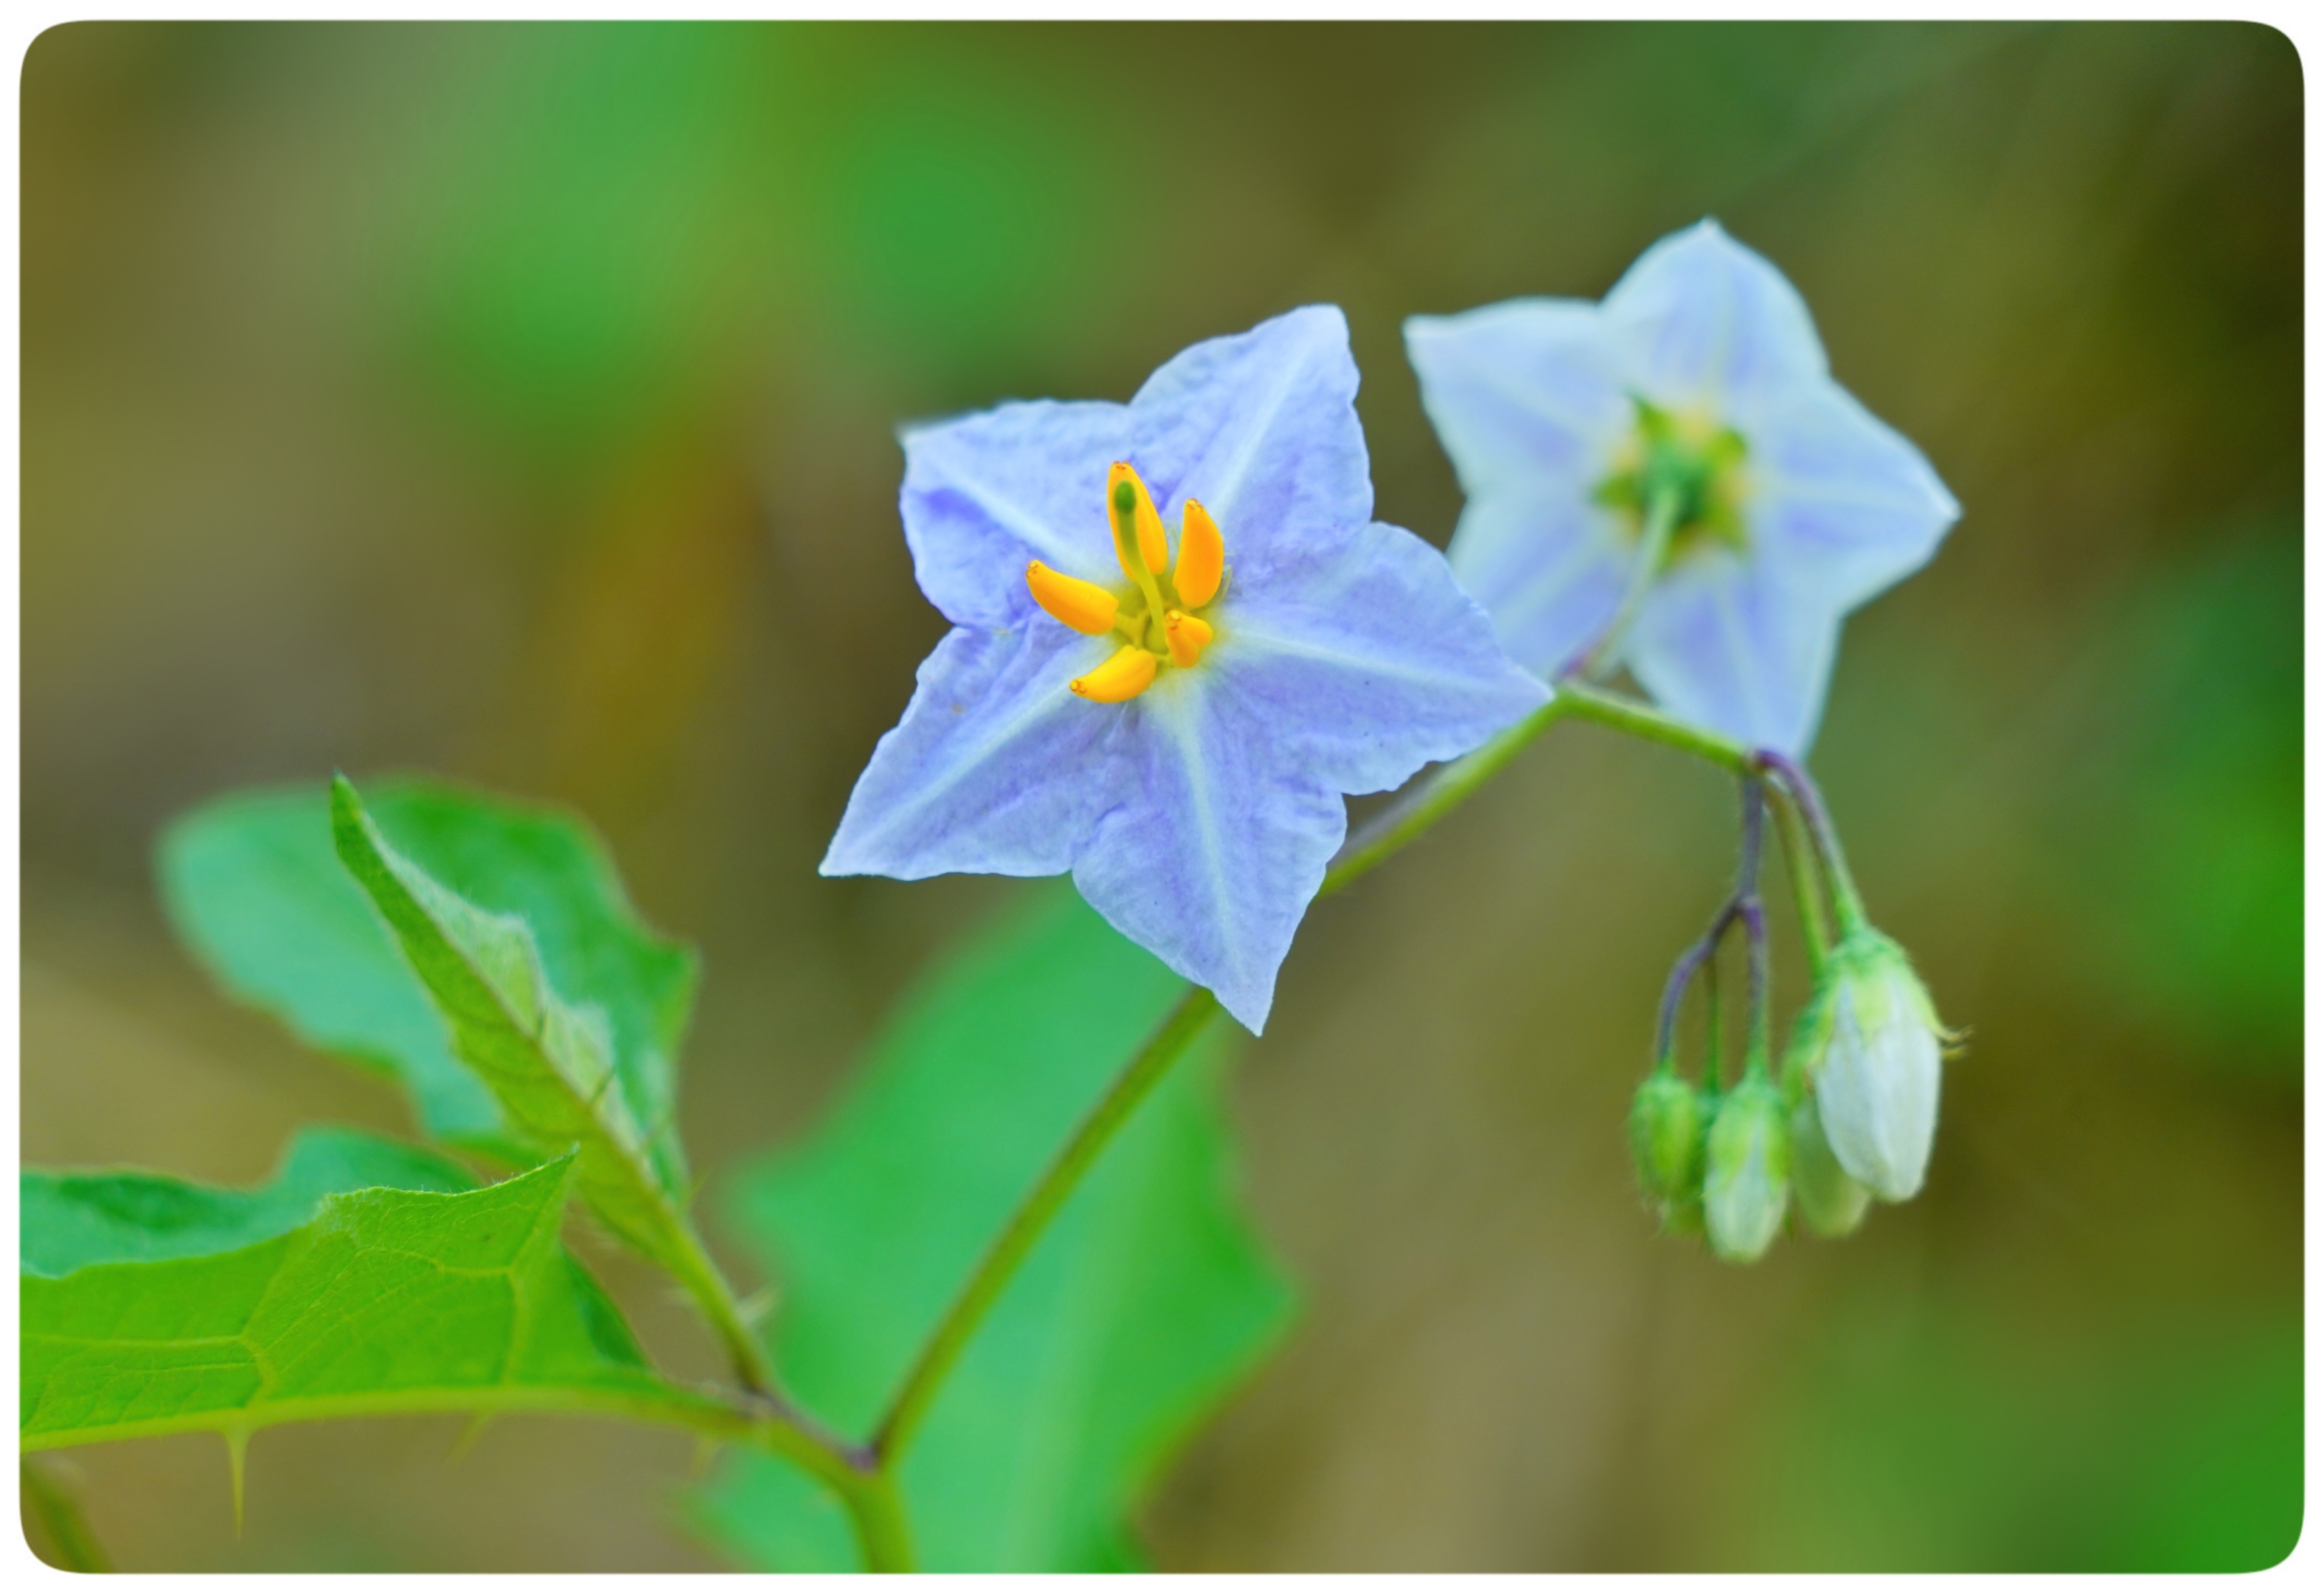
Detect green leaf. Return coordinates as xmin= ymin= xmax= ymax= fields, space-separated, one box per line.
xmin=160 ymin=779 xmax=699 ymax=1171
xmin=159 ymin=785 xmax=514 ymax=1158
xmin=692 ymin=886 xmax=1297 ymax=1572
xmin=21 ymin=1125 xmax=472 ymax=1278
xmin=21 ymin=1144 xmax=709 ymax=1454
xmin=325 ymin=775 xmax=706 ymax=1288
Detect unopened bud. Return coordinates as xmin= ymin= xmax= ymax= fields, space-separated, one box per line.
xmin=1630 ymin=1069 xmax=1707 ymax=1208
xmin=1810 ymin=929 xmax=1945 ymax=1202
xmin=1788 ymin=1088 xmax=1871 ymax=1238
xmin=1703 ymin=1073 xmax=1789 ymax=1263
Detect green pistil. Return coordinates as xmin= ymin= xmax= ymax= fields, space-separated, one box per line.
xmin=1593 ymin=396 xmax=1748 ymax=565
xmin=1111 ymin=482 xmax=1175 ymax=654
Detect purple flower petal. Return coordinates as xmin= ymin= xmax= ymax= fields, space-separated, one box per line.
xmin=1749 ymin=383 xmax=1959 ymax=612
xmin=1405 ymin=300 xmax=1629 ymax=497
xmin=1128 ymin=305 xmax=1372 ymax=579
xmin=1447 ymin=492 xmax=1634 ymax=679
xmin=821 ymin=622 xmax=1128 ymax=879
xmin=1414 ymin=219 xmax=1959 ymax=754
xmin=900 ymin=400 xmax=1130 ymax=629
xmin=1628 ymin=551 xmax=1838 ymax=756
xmin=1602 ymin=220 xmax=1827 ymax=418
xmin=827 ymin=308 xmax=1545 ymax=1031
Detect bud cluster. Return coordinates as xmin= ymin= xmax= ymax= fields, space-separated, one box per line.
xmin=1629 ymin=922 xmax=1949 ymax=1264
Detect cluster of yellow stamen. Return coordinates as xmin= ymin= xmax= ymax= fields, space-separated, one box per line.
xmin=1024 ymin=461 xmax=1225 ymax=704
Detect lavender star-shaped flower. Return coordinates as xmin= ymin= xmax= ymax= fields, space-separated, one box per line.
xmin=822 ymin=306 xmax=1548 ymax=1032
xmin=1407 ymin=219 xmax=1959 ymax=754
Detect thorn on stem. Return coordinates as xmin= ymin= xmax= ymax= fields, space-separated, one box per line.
xmin=224 ymin=1428 xmax=250 ymax=1539
xmin=445 ymin=1411 xmax=495 ymax=1466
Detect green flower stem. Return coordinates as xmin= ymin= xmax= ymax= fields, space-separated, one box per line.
xmin=871 ymin=987 xmax=1224 ymax=1467
xmin=1560 ymin=679 xmax=1754 ymax=771
xmin=827 ymin=678 xmax=1863 ymax=1576
xmin=1768 ymin=784 xmax=1833 ymax=980
xmin=880 ymin=681 xmax=1768 ymax=1481
xmin=1754 ymin=748 xmax=1869 ymax=932
xmin=1323 ymin=694 xmax=1578 ymax=898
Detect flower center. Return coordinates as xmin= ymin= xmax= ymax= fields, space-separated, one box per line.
xmin=1593 ymin=397 xmax=1750 ymax=566
xmin=1024 ymin=461 xmax=1227 ymax=704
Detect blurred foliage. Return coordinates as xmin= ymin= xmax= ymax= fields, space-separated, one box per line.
xmin=19 ymin=18 xmax=2300 ymax=1572
xmin=21 ymin=1125 xmax=469 ymax=1277
xmin=695 ymin=888 xmax=1294 ymax=1570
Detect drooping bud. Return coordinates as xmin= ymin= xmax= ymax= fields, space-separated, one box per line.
xmin=1787 ymin=1088 xmax=1870 ymax=1238
xmin=1807 ymin=929 xmax=1945 ymax=1203
xmin=1629 ymin=1069 xmax=1708 ymax=1228
xmin=1703 ymin=1072 xmax=1789 ymax=1263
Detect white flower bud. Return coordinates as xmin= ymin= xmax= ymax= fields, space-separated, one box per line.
xmin=1703 ymin=1074 xmax=1789 ymax=1263
xmin=1788 ymin=1089 xmax=1871 ymax=1238
xmin=1813 ymin=931 xmax=1945 ymax=1203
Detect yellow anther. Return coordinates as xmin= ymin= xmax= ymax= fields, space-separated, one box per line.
xmin=1026 ymin=561 xmax=1120 ymax=635
xmin=1164 ymin=610 xmax=1213 ymax=669
xmin=1107 ymin=462 xmax=1169 ymax=577
xmin=1071 ymin=643 xmax=1159 ymax=703
xmin=1173 ymin=498 xmax=1224 ymax=609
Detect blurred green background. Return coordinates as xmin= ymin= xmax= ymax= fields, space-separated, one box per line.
xmin=18 ymin=20 xmax=2300 ymax=1572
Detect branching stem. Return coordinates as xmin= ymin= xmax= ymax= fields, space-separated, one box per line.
xmin=655 ymin=683 xmax=1862 ymax=1577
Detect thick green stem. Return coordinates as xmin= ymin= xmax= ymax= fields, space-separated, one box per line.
xmin=663 ymin=1220 xmax=785 ymax=1399
xmin=664 ymin=1226 xmax=913 ymax=1568
xmin=872 ymin=988 xmax=1223 ymax=1465
xmin=843 ymin=1469 xmax=916 ymax=1573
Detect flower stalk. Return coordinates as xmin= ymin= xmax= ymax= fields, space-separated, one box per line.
xmin=745 ymin=686 xmax=1872 ymax=1568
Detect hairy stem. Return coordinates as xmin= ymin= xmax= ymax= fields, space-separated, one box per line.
xmin=1652 ymin=774 xmax=1768 ymax=1080
xmin=872 ymin=988 xmax=1223 ymax=1465
xmin=869 ymin=685 xmax=1756 ymax=1475
xmin=1560 ymin=680 xmax=1754 ymax=770
xmin=1325 ymin=695 xmax=1576 ymax=897
xmin=1752 ymin=748 xmax=1868 ymax=931
xmin=1768 ymin=782 xmax=1833 ymax=980
xmin=663 ymin=1220 xmax=784 ymax=1399
xmin=811 ymin=691 xmax=1861 ymax=1571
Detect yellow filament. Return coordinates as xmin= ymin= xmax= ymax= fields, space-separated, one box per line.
xmin=1174 ymin=499 xmax=1224 ymax=608
xmin=1025 ymin=561 xmax=1119 ymax=635
xmin=1164 ymin=610 xmax=1213 ymax=669
xmin=1071 ymin=643 xmax=1159 ymax=703
xmin=1106 ymin=462 xmax=1169 ymax=576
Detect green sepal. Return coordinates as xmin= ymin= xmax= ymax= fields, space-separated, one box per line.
xmin=1630 ymin=1069 xmax=1709 ymax=1221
